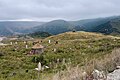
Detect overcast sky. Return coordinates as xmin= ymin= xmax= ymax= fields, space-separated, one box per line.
xmin=0 ymin=0 xmax=120 ymax=21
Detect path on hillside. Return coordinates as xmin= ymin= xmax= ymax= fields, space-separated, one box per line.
xmin=107 ymin=69 xmax=120 ymax=80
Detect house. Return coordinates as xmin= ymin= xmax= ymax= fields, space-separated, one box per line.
xmin=29 ymin=43 xmax=44 ymax=55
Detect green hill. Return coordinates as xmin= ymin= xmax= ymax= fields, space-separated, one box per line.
xmin=33 ymin=20 xmax=74 ymax=34
xmin=0 ymin=31 xmax=120 ymax=80
xmin=92 ymin=18 xmax=120 ymax=35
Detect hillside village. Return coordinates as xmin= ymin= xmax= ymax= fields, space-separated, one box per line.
xmin=0 ymin=31 xmax=120 ymax=80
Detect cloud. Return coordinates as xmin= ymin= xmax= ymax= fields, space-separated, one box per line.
xmin=0 ymin=0 xmax=120 ymax=21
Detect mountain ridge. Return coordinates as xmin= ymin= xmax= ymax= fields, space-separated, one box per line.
xmin=0 ymin=16 xmax=120 ymax=36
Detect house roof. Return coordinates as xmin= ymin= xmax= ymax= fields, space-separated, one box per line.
xmin=32 ymin=43 xmax=44 ymax=49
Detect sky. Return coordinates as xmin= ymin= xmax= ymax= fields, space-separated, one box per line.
xmin=0 ymin=0 xmax=120 ymax=21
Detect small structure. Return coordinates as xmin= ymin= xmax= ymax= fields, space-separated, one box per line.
xmin=72 ymin=29 xmax=76 ymax=32
xmin=24 ymin=41 xmax=27 ymax=44
xmin=25 ymin=45 xmax=28 ymax=49
xmin=55 ymin=41 xmax=59 ymax=44
xmin=10 ymin=42 xmax=13 ymax=45
xmin=48 ymin=40 xmax=51 ymax=44
xmin=29 ymin=44 xmax=44 ymax=55
xmin=53 ymin=48 xmax=56 ymax=52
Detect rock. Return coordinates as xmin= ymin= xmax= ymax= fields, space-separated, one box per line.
xmin=107 ymin=69 xmax=120 ymax=80
xmin=116 ymin=66 xmax=120 ymax=69
xmin=92 ymin=69 xmax=106 ymax=80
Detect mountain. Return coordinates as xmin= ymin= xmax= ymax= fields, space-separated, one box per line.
xmin=91 ymin=18 xmax=120 ymax=35
xmin=32 ymin=20 xmax=74 ymax=34
xmin=0 ymin=21 xmax=45 ymax=36
xmin=0 ymin=26 xmax=13 ymax=36
xmin=70 ymin=17 xmax=115 ymax=31
xmin=32 ymin=16 xmax=120 ymax=35
xmin=1 ymin=16 xmax=120 ymax=36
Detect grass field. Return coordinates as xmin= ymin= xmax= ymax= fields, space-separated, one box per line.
xmin=0 ymin=31 xmax=120 ymax=80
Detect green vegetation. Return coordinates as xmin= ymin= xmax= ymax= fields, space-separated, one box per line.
xmin=0 ymin=31 xmax=120 ymax=80
xmin=28 ymin=31 xmax=52 ymax=38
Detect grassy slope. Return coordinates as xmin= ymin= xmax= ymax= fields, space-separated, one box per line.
xmin=43 ymin=32 xmax=120 ymax=66
xmin=0 ymin=31 xmax=120 ymax=80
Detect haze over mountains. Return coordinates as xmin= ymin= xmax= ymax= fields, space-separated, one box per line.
xmin=0 ymin=16 xmax=120 ymax=36
xmin=0 ymin=21 xmax=45 ymax=36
